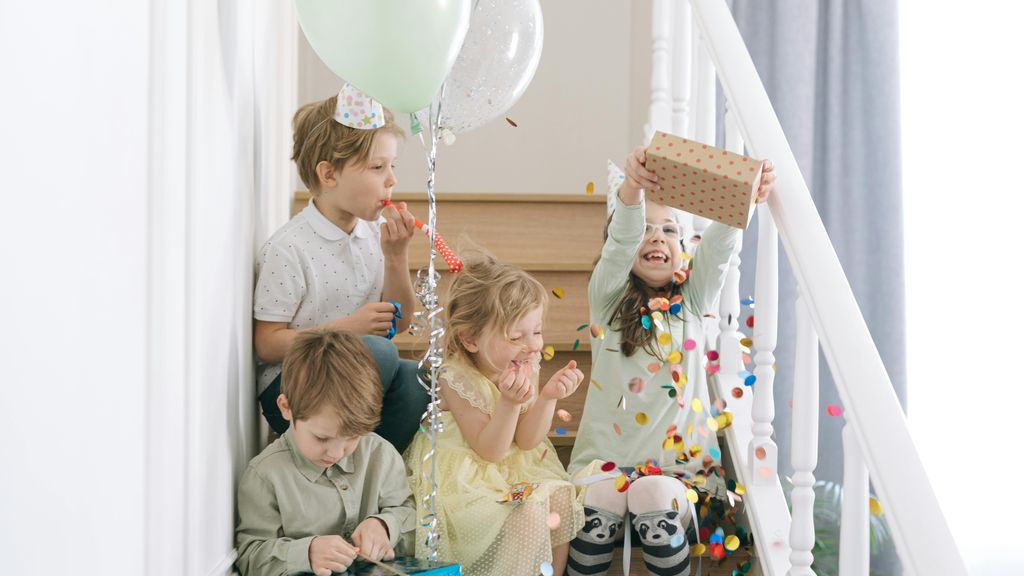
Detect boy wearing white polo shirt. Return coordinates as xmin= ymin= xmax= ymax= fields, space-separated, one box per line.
xmin=253 ymin=86 xmax=427 ymax=453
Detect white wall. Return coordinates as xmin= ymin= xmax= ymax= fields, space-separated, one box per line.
xmin=299 ymin=0 xmax=651 ymax=195
xmin=901 ymin=2 xmax=1024 ymax=573
xmin=0 ymin=2 xmax=291 ymax=574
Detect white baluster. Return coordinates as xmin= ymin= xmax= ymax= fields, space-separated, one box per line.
xmin=713 ymin=100 xmax=745 ymax=377
xmin=789 ymin=295 xmax=819 ymax=575
xmin=645 ymin=0 xmax=673 ymax=143
xmin=749 ymin=204 xmax=779 ymax=484
xmin=840 ymin=424 xmax=870 ymax=576
xmin=671 ymin=0 xmax=693 ymax=139
xmin=689 ymin=29 xmax=715 ymax=236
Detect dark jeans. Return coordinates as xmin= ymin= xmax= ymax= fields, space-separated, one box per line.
xmin=259 ymin=335 xmax=429 ymax=454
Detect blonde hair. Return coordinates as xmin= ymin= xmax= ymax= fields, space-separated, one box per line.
xmin=444 ymin=251 xmax=548 ymax=372
xmin=281 ymin=330 xmax=381 ymax=436
xmin=291 ymin=95 xmax=405 ymax=193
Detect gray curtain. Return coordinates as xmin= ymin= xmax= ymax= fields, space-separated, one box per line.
xmin=722 ymin=0 xmax=906 ymax=487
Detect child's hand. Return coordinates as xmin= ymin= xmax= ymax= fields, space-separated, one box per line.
xmin=497 ymin=361 xmax=535 ymax=406
xmin=755 ymin=160 xmax=776 ymax=204
xmin=308 ymin=535 xmax=359 ymax=576
xmin=351 ymin=517 xmax=395 ymax=562
xmin=541 ymin=360 xmax=585 ymax=401
xmin=334 ymin=302 xmax=396 ymax=336
xmin=380 ymin=201 xmax=417 ymax=257
xmin=624 ymin=145 xmax=659 ymax=194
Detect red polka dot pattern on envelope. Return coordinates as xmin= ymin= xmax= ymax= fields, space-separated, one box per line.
xmin=644 ymin=131 xmax=763 ymax=229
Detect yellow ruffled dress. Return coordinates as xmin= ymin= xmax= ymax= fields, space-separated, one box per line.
xmin=405 ymin=358 xmax=584 ymax=576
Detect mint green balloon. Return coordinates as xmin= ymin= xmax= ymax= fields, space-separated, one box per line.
xmin=295 ymin=0 xmax=471 ymax=113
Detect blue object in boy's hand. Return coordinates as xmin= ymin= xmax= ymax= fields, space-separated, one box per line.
xmin=385 ymin=301 xmax=402 ymax=340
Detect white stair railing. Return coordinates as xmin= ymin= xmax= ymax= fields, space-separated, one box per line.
xmin=645 ymin=1 xmax=968 ymax=574
xmin=683 ymin=0 xmax=968 ymax=574
xmin=789 ymin=295 xmax=819 ymax=576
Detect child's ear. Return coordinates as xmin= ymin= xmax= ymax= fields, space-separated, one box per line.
xmin=460 ymin=332 xmax=479 ymax=353
xmin=315 ymin=160 xmax=338 ymax=188
xmin=276 ymin=394 xmax=294 ymax=422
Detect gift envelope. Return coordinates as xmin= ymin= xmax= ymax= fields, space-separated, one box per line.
xmin=645 ymin=131 xmax=763 ymax=229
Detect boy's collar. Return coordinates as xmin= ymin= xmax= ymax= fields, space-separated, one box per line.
xmin=283 ymin=428 xmax=356 ymax=481
xmin=303 ymin=199 xmax=372 ymax=241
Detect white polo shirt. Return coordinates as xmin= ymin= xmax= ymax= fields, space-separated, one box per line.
xmin=254 ymin=200 xmax=385 ymax=393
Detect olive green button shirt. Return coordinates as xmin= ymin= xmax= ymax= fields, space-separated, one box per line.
xmin=235 ymin=431 xmax=415 ymax=576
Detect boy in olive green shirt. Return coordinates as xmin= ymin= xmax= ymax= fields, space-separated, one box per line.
xmin=236 ymin=330 xmax=415 ymax=576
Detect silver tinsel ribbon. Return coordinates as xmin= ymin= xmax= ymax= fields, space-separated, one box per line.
xmin=410 ymin=84 xmax=447 ymax=562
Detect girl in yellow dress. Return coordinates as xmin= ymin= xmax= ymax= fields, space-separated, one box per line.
xmin=406 ymin=253 xmax=585 ymax=576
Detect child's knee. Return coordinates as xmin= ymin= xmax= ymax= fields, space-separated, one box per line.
xmin=626 ymin=475 xmax=687 ymax=516
xmin=360 ymin=335 xmax=400 ymax=382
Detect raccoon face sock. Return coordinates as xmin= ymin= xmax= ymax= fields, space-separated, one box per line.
xmin=627 ymin=475 xmax=692 ymax=576
xmin=568 ymin=477 xmax=627 ymax=576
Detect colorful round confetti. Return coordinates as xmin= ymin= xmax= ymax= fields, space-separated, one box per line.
xmin=686 ymin=488 xmax=699 ymax=503
xmin=670 ymin=533 xmax=685 ymax=547
xmin=691 ymin=398 xmax=704 ymax=413
xmin=744 ymin=374 xmax=756 ymax=386
xmin=540 ymin=561 xmax=553 ymax=576
xmin=635 ymin=412 xmax=649 ymax=425
xmin=869 ymin=497 xmax=883 ymax=516
xmin=613 ymin=423 xmax=622 ymax=435
xmin=725 ymin=534 xmax=740 ymax=551
xmin=556 ymin=409 xmax=572 ymax=422
xmin=628 ymin=377 xmax=645 ymax=393
xmin=589 ymin=323 xmax=604 ymax=339
xmin=647 ymin=362 xmax=661 ymax=374
xmin=658 ymin=332 xmax=672 ymax=346
xmin=667 ymin=350 xmax=682 ymax=364
xmin=693 ymin=543 xmax=707 ymax=556
xmin=826 ymin=404 xmax=843 ymax=417
xmin=542 ymin=345 xmax=555 ymax=361
xmin=746 ymin=315 xmax=755 ymax=328
xmin=755 ymin=446 xmax=766 ymax=460
xmin=601 ymin=461 xmax=617 ymax=472
xmin=586 ymin=181 xmax=595 ymax=196
xmin=551 ymin=287 xmax=565 ymax=299
xmin=554 ymin=427 xmax=566 ymax=435
xmin=740 ymin=337 xmax=753 ymax=348
xmin=707 ymin=350 xmax=720 ymax=361
xmin=683 ymin=338 xmax=697 ymax=350
xmin=615 ymin=474 xmax=630 ymax=492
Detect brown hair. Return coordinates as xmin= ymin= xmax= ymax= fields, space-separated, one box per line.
xmin=281 ymin=329 xmax=381 ymax=436
xmin=444 ymin=250 xmax=548 ymax=372
xmin=596 ymin=212 xmax=696 ymax=358
xmin=291 ymin=95 xmax=405 ymax=193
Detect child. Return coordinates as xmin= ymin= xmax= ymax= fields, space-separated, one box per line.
xmin=254 ymin=85 xmax=427 ymax=453
xmin=405 ymin=253 xmax=586 ymax=576
xmin=566 ymin=146 xmax=775 ymax=576
xmin=236 ymin=329 xmax=416 ymax=576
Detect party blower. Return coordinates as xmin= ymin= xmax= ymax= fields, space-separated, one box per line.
xmin=382 ymin=201 xmax=463 ymax=273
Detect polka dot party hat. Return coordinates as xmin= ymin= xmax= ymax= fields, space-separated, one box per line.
xmin=333 ymin=82 xmax=385 ymax=130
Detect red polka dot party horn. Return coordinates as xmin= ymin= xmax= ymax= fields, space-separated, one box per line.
xmin=382 ymin=200 xmax=463 ymax=273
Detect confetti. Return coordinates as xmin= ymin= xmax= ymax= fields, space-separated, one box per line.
xmin=540 ymin=448 xmax=548 ymax=462
xmin=586 ymin=181 xmax=595 ymax=196
xmin=744 ymin=374 xmax=756 ymax=386
xmin=551 ymin=287 xmax=565 ymax=299
xmin=870 ymin=497 xmax=883 ymax=516
xmin=740 ymin=337 xmax=753 ymax=348
xmin=601 ymin=461 xmax=617 ymax=472
xmin=505 ymin=117 xmax=518 ymax=127
xmin=557 ymin=409 xmax=572 ymax=422
xmin=628 ymin=377 xmax=645 ymax=394
xmin=707 ymin=350 xmax=720 ymax=361
xmin=647 ymin=362 xmax=661 ymax=374
xmin=692 ymin=398 xmax=704 ymax=413
xmin=683 ymin=338 xmax=697 ymax=351
xmin=635 ymin=412 xmax=649 ymax=425
xmin=543 ymin=345 xmax=555 ymax=361
xmin=671 ymin=533 xmax=685 ymax=547
xmin=746 ymin=315 xmax=755 ymax=328
xmin=614 ymin=474 xmax=630 ymax=492
xmin=658 ymin=333 xmax=672 ymax=346
xmin=613 ymin=423 xmax=622 ymax=435
xmin=641 ymin=315 xmax=652 ymax=330
xmin=693 ymin=543 xmax=707 ymax=556
xmin=707 ymin=416 xmax=719 ymax=432
xmin=572 ymin=338 xmax=580 ymax=351
xmin=554 ymin=427 xmax=566 ymax=435
xmin=741 ymin=296 xmax=755 ymax=306
xmin=826 ymin=404 xmax=843 ymax=417
xmin=589 ymin=323 xmax=605 ymax=339
xmin=686 ymin=488 xmax=700 ymax=503
xmin=546 ymin=512 xmax=562 ymax=530
xmin=576 ymin=323 xmax=589 ymax=331
xmin=590 ymin=379 xmax=603 ymax=391
xmin=755 ymin=446 xmax=766 ymax=460
xmin=617 ymin=395 xmax=626 ymax=410
xmin=725 ymin=534 xmax=740 ymax=551
xmin=758 ymin=467 xmax=773 ymax=479
xmin=671 ymin=497 xmax=679 ymax=511
xmin=667 ymin=350 xmax=682 ymax=364
xmin=539 ymin=561 xmax=553 ymax=576
xmin=709 ymin=447 xmax=721 ymax=460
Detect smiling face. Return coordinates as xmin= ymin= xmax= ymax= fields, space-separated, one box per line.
xmin=631 ymin=201 xmax=685 ymax=288
xmin=464 ymin=306 xmax=544 ymax=380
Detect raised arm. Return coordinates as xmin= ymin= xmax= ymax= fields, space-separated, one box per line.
xmin=514 ymin=360 xmax=584 ymax=450
xmin=379 ymin=202 xmax=416 ymax=332
xmin=440 ymin=365 xmax=534 ymax=463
